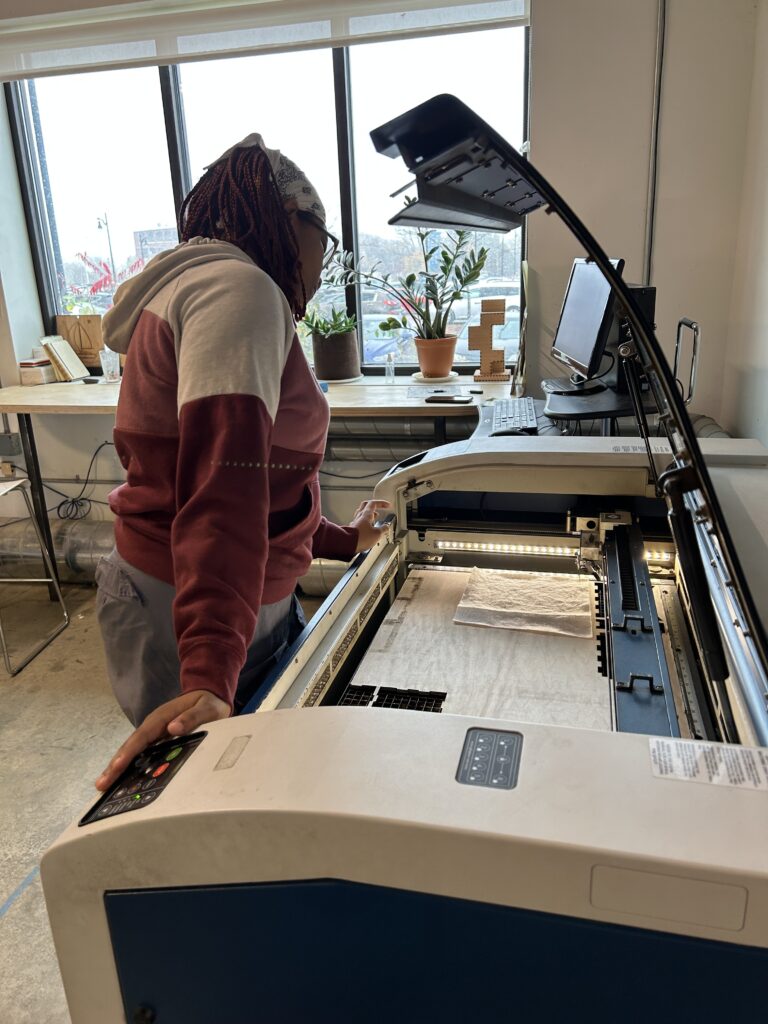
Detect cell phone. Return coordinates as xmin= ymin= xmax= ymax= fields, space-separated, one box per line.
xmin=424 ymin=394 xmax=473 ymax=404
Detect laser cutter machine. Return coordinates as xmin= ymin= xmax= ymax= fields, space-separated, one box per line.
xmin=42 ymin=98 xmax=768 ymax=1023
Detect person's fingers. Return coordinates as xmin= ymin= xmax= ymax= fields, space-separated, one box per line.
xmin=95 ymin=715 xmax=164 ymax=791
xmin=354 ymin=499 xmax=391 ymax=519
xmin=167 ymin=693 xmax=229 ymax=736
xmin=94 ymin=691 xmax=223 ymax=791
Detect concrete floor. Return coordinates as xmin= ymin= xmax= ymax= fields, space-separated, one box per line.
xmin=0 ymin=583 xmax=128 ymax=1024
xmin=0 ymin=584 xmax=323 ymax=1023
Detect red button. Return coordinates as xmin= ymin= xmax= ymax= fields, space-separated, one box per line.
xmin=152 ymin=762 xmax=170 ymax=778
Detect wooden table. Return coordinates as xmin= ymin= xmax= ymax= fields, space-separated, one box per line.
xmin=0 ymin=378 xmax=510 ymax=416
xmin=0 ymin=377 xmax=511 ymax=576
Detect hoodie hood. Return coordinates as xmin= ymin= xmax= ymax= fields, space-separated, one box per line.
xmin=102 ymin=238 xmax=255 ymax=354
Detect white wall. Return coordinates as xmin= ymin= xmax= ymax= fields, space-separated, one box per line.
xmin=0 ymin=96 xmax=43 ymax=381
xmin=652 ymin=0 xmax=756 ymax=421
xmin=528 ymin=0 xmax=757 ymax=423
xmin=721 ymin=0 xmax=768 ymax=444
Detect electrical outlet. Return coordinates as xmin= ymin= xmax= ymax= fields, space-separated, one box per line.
xmin=0 ymin=432 xmax=22 ymax=457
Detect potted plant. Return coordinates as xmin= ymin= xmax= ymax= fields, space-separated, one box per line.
xmin=302 ymin=307 xmax=361 ymax=382
xmin=328 ymin=225 xmax=488 ymax=378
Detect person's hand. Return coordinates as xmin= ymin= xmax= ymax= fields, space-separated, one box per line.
xmin=95 ymin=689 xmax=230 ymax=792
xmin=350 ymin=499 xmax=391 ymax=552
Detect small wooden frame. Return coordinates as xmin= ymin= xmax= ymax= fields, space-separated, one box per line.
xmin=55 ymin=315 xmax=104 ymax=368
xmin=466 ymin=298 xmax=511 ymax=382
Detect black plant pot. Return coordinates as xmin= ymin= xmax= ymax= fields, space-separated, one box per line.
xmin=311 ymin=330 xmax=361 ymax=381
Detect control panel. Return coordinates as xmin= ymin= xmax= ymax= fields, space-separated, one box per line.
xmin=456 ymin=728 xmax=523 ymax=789
xmin=79 ymin=732 xmax=205 ymax=826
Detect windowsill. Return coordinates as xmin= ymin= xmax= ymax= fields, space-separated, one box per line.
xmin=338 ymin=372 xmax=484 ymax=385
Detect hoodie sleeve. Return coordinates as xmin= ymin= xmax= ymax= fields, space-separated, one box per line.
xmin=168 ymin=263 xmax=294 ymax=708
xmin=311 ymin=517 xmax=359 ymax=561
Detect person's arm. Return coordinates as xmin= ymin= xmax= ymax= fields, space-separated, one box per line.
xmin=311 ymin=516 xmax=359 ymax=561
xmin=96 ymin=264 xmax=293 ymax=792
xmin=312 ymin=499 xmax=392 ymax=560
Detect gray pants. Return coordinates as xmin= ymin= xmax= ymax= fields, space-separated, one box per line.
xmin=96 ymin=548 xmax=305 ymax=726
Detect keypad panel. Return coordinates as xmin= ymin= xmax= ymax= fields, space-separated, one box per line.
xmin=79 ymin=732 xmax=205 ymax=826
xmin=456 ymin=729 xmax=523 ymax=789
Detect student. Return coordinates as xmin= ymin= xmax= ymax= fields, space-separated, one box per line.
xmin=95 ymin=135 xmax=388 ymax=792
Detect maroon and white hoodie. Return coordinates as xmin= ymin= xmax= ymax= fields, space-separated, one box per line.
xmin=103 ymin=238 xmax=358 ymax=708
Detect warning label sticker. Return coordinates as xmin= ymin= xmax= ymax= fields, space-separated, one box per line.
xmin=650 ymin=738 xmax=768 ymax=790
xmin=611 ymin=442 xmax=671 ymax=454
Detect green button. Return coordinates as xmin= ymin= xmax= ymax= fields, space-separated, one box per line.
xmin=133 ymin=794 xmax=141 ymax=801
xmin=166 ymin=747 xmax=183 ymax=762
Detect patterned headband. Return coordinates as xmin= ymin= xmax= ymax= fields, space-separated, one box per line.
xmin=206 ymin=133 xmax=326 ymax=226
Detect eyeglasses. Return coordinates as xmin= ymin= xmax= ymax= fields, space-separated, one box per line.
xmin=321 ymin=227 xmax=339 ymax=269
xmin=298 ymin=211 xmax=339 ymax=269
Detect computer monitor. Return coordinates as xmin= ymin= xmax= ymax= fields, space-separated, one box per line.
xmin=550 ymin=258 xmax=625 ymax=380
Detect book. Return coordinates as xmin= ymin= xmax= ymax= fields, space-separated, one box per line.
xmin=41 ymin=335 xmax=89 ymax=382
xmin=20 ymin=363 xmax=57 ymax=385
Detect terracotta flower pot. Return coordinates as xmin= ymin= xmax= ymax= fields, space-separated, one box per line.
xmin=414 ymin=336 xmax=457 ymax=378
xmin=311 ymin=330 xmax=361 ymax=381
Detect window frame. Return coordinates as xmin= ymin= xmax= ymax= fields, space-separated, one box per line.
xmin=7 ymin=28 xmax=529 ymax=375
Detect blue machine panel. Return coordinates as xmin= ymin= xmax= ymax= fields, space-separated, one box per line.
xmin=106 ymin=878 xmax=766 ymax=1023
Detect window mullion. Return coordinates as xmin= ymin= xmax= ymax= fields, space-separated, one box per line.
xmin=158 ymin=65 xmax=193 ymax=221
xmin=4 ymin=81 xmax=59 ymax=333
xmin=332 ymin=47 xmax=361 ymax=350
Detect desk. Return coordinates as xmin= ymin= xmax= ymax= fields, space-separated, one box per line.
xmin=0 ymin=377 xmax=511 ymax=575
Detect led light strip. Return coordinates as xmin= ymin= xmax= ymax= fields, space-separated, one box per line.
xmin=436 ymin=540 xmax=574 ymax=556
xmin=435 ymin=539 xmax=673 ymax=562
xmin=645 ymin=550 xmax=672 ymax=562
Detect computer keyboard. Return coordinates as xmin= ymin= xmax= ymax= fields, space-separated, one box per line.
xmin=490 ymin=397 xmax=538 ymax=435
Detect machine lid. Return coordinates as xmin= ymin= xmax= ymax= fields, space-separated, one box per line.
xmin=369 ymin=93 xmax=768 ymax=719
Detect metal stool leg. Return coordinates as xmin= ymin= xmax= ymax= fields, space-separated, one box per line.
xmin=0 ymin=488 xmax=69 ymax=676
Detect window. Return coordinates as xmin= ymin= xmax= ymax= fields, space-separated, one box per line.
xmin=13 ymin=21 xmax=526 ymax=370
xmin=180 ymin=50 xmax=343 ymax=362
xmin=17 ymin=68 xmax=177 ymax=316
xmin=349 ymin=25 xmax=526 ymax=365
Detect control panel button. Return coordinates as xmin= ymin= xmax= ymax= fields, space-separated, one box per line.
xmin=80 ymin=732 xmax=206 ymax=827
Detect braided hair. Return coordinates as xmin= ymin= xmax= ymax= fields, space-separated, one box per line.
xmin=178 ymin=145 xmax=307 ymax=318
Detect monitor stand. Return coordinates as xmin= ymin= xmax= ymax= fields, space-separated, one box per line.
xmin=540 ymin=374 xmax=606 ymax=397
xmin=542 ymin=384 xmax=657 ymax=436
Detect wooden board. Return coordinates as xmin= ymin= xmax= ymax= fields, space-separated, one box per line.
xmin=351 ymin=567 xmax=612 ymax=731
xmin=323 ymin=379 xmax=510 ymax=417
xmin=0 ymin=381 xmax=121 ymax=414
xmin=55 ymin=315 xmax=104 ymax=367
xmin=0 ymin=378 xmax=510 ymax=417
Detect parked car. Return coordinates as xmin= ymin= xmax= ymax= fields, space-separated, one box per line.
xmin=360 ymin=289 xmax=395 ymax=315
xmin=453 ymin=283 xmax=521 ymax=323
xmin=360 ymin=315 xmax=416 ymax=364
xmin=454 ymin=313 xmax=520 ymax=363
